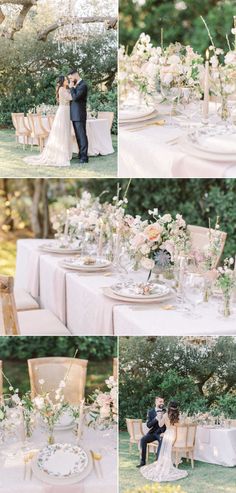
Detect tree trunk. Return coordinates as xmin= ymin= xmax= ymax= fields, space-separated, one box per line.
xmin=31 ymin=179 xmax=42 ymax=237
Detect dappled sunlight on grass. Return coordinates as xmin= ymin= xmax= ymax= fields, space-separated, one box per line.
xmin=119 ymin=432 xmax=236 ymax=493
xmin=0 ymin=239 xmax=16 ymax=275
xmin=0 ymin=129 xmax=117 ymax=177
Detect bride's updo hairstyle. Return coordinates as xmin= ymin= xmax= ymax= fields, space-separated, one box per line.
xmin=168 ymin=401 xmax=179 ymax=425
xmin=56 ymin=75 xmax=65 ymax=102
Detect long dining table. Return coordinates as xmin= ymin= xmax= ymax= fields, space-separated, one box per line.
xmin=15 ymin=239 xmax=236 ymax=336
xmin=19 ymin=117 xmax=114 ymax=157
xmin=119 ymin=102 xmax=236 ymax=178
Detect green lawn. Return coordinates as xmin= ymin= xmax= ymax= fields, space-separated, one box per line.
xmin=119 ymin=432 xmax=236 ymax=493
xmin=0 ymin=129 xmax=117 ymax=177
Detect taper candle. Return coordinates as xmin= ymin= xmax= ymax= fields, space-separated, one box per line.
xmin=203 ymin=49 xmax=210 ymax=122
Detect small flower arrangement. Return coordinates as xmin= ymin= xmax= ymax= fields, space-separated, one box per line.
xmin=33 ymin=378 xmax=69 ymax=444
xmin=87 ymin=376 xmax=118 ymax=429
xmin=216 ymin=257 xmax=236 ymax=317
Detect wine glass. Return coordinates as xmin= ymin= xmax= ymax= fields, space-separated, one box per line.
xmin=183 ymin=272 xmax=205 ymax=318
xmin=161 ymin=84 xmax=181 ymax=126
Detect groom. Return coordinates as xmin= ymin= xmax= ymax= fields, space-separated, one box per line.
xmin=137 ymin=396 xmax=167 ymax=468
xmin=68 ymin=68 xmax=88 ymax=164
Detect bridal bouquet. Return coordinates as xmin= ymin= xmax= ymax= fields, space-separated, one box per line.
xmin=129 ymin=210 xmax=189 ymax=271
xmin=87 ymin=376 xmax=118 ymax=429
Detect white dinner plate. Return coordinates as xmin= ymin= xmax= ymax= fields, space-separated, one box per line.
xmin=31 ymin=444 xmax=93 ymax=485
xmin=190 ymin=132 xmax=236 ymax=155
xmin=179 ymin=139 xmax=236 ymax=163
xmin=111 ymin=283 xmax=170 ymax=300
xmin=102 ymin=286 xmax=174 ymax=304
xmin=119 ymin=106 xmax=156 ymax=121
xmin=61 ymin=257 xmax=112 ymax=272
xmin=39 ymin=243 xmax=81 ymax=254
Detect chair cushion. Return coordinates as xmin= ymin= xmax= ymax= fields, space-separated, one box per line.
xmin=18 ymin=309 xmax=70 ymax=336
xmin=14 ymin=289 xmax=39 ymax=311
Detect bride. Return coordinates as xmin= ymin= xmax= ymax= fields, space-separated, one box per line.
xmin=140 ymin=401 xmax=188 ymax=483
xmin=24 ymin=75 xmax=72 ymax=167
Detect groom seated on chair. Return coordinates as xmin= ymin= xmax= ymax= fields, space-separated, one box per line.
xmin=137 ymin=395 xmax=166 ymax=468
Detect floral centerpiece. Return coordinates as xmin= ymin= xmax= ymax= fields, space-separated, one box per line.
xmin=216 ymin=257 xmax=236 ymax=317
xmin=87 ymin=376 xmax=118 ymax=430
xmin=158 ymin=42 xmax=203 ymax=101
xmin=119 ymin=33 xmax=160 ymax=104
xmin=129 ymin=209 xmax=190 ymax=277
xmin=119 ymin=32 xmax=203 ymax=106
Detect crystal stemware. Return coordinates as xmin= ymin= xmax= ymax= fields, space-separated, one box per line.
xmin=183 ymin=272 xmax=205 ymax=318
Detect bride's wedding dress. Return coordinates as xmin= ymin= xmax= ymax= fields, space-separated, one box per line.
xmin=24 ymin=87 xmax=72 ymax=167
xmin=140 ymin=415 xmax=188 ymax=483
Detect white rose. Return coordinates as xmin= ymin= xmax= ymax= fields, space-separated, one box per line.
xmin=141 ymin=257 xmax=155 ymax=270
xmin=162 ymin=214 xmax=172 ymax=223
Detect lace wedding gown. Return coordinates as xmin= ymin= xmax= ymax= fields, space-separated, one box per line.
xmin=24 ymin=87 xmax=72 ymax=167
xmin=140 ymin=415 xmax=188 ymax=483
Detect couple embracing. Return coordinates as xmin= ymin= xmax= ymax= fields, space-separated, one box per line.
xmin=137 ymin=396 xmax=188 ymax=482
xmin=25 ymin=69 xmax=88 ymax=167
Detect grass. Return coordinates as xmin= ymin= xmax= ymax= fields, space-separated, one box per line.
xmin=119 ymin=432 xmax=236 ymax=493
xmin=2 ymin=359 xmax=113 ymax=396
xmin=0 ymin=129 xmax=117 ymax=177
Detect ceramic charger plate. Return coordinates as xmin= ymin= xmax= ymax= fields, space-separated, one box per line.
xmin=110 ymin=282 xmax=170 ymax=300
xmin=39 ymin=243 xmax=81 ymax=254
xmin=31 ymin=443 xmax=93 ymax=485
xmin=102 ymin=286 xmax=174 ymax=304
xmin=61 ymin=257 xmax=112 ymax=272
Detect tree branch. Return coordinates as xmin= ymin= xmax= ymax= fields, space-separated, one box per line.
xmin=0 ymin=0 xmax=37 ymax=39
xmin=0 ymin=7 xmax=5 ymax=24
xmin=37 ymin=16 xmax=118 ymax=41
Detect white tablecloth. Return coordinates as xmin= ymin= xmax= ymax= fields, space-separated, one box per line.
xmin=0 ymin=425 xmax=117 ymax=492
xmin=15 ymin=239 xmax=236 ymax=336
xmin=113 ymin=302 xmax=236 ymax=335
xmin=119 ymin=104 xmax=236 ymax=178
xmin=20 ymin=117 xmax=114 ymax=157
xmin=141 ymin=423 xmax=236 ymax=467
xmin=195 ymin=426 xmax=236 ymax=467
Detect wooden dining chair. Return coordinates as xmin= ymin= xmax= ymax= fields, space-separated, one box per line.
xmin=126 ymin=418 xmax=144 ymax=453
xmin=28 ymin=357 xmax=88 ymax=404
xmin=0 ymin=275 xmax=69 ymax=336
xmin=188 ymin=225 xmax=227 ymax=267
xmin=0 ymin=360 xmax=3 ymax=398
xmin=97 ymin=111 xmax=114 ymax=130
xmin=27 ymin=113 xmax=49 ymax=152
xmin=172 ymin=423 xmax=197 ymax=469
xmin=11 ymin=113 xmax=31 ymax=148
xmin=113 ymin=357 xmax=118 ymax=381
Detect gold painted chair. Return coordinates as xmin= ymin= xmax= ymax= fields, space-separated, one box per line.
xmin=113 ymin=357 xmax=118 ymax=381
xmin=11 ymin=113 xmax=31 ymax=149
xmin=126 ymin=418 xmax=144 ymax=453
xmin=0 ymin=275 xmax=69 ymax=336
xmin=97 ymin=111 xmax=114 ymax=130
xmin=172 ymin=423 xmax=197 ymax=469
xmin=28 ymin=357 xmax=88 ymax=404
xmin=188 ymin=225 xmax=227 ymax=267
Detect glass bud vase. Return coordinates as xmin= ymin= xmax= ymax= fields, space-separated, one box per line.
xmin=218 ymin=93 xmax=230 ymax=123
xmin=47 ymin=425 xmax=55 ymax=445
xmin=222 ymin=292 xmax=231 ymax=318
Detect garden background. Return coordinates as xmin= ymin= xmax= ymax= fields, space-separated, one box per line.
xmin=0 ymin=335 xmax=117 ymax=396
xmin=119 ymin=336 xmax=236 ymax=493
xmin=120 ymin=0 xmax=235 ymax=54
xmin=0 ymin=178 xmax=236 ymax=275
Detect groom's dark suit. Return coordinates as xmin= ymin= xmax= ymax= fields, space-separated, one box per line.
xmin=70 ymin=80 xmax=88 ymax=162
xmin=140 ymin=408 xmax=166 ymax=465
